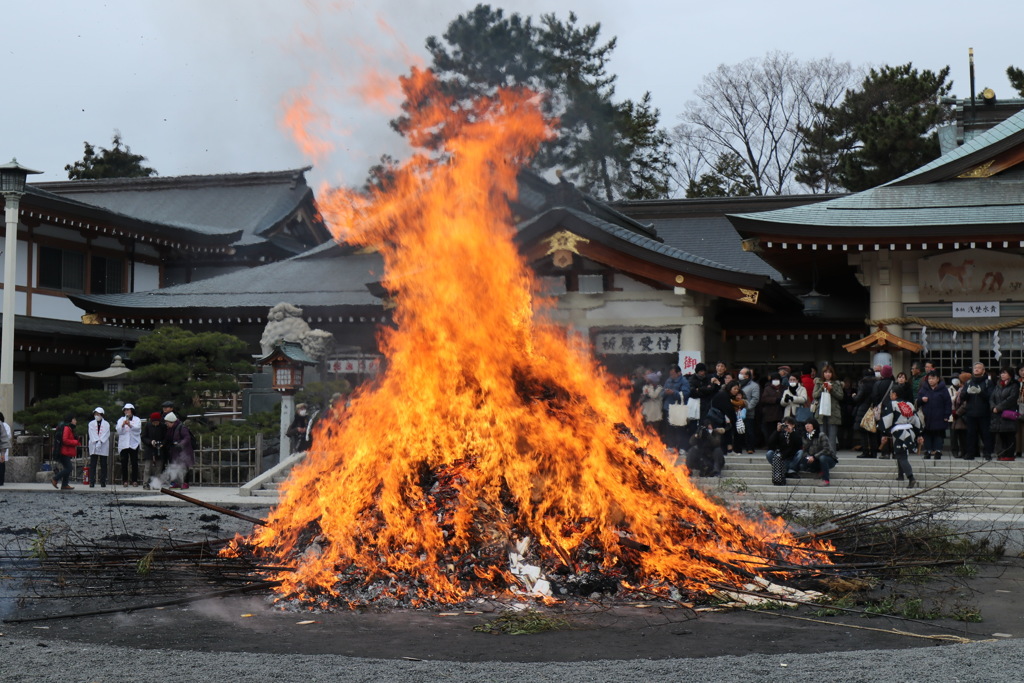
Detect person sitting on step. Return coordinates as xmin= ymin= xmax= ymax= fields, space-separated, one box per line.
xmin=795 ymin=418 xmax=837 ymax=487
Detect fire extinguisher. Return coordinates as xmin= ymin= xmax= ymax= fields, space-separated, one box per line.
xmin=83 ymin=465 xmax=91 ymax=487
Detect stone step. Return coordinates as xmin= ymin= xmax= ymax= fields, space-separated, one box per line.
xmin=691 ymin=453 xmax=1024 ymax=515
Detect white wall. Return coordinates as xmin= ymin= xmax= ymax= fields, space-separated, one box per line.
xmin=31 ymin=293 xmax=84 ymax=321
xmin=134 ymin=262 xmax=160 ymax=292
xmin=0 ymin=240 xmax=29 ymax=289
xmin=0 ymin=291 xmax=28 ymax=315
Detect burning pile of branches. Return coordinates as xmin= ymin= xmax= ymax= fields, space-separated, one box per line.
xmin=231 ymin=71 xmax=837 ymax=609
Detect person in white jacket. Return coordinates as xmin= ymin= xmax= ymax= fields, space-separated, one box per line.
xmin=116 ymin=403 xmax=143 ymax=486
xmin=780 ymin=375 xmax=809 ymax=421
xmin=87 ymin=407 xmax=111 ymax=488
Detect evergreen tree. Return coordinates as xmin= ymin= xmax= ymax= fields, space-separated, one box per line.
xmin=797 ymin=63 xmax=952 ymax=192
xmin=127 ymin=327 xmax=251 ymax=418
xmin=65 ymin=132 xmax=157 ymax=180
xmin=616 ymin=93 xmax=673 ymax=200
xmin=685 ymin=153 xmax=757 ymax=198
xmin=1007 ymin=66 xmax=1024 ymax=97
xmin=394 ymin=4 xmax=674 ymax=201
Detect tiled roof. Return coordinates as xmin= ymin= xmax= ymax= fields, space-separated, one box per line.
xmin=730 ymin=168 xmax=1024 ymax=230
xmin=70 ymin=245 xmax=384 ymax=313
xmin=3 ymin=314 xmax=147 ymax=341
xmin=730 ymin=109 xmax=1024 ymax=233
xmin=36 ymin=169 xmax=316 ymax=248
xmin=643 ymin=215 xmax=781 ymax=278
xmin=890 ymin=108 xmax=1024 ymax=185
xmin=23 ymin=185 xmax=241 ymax=246
xmin=558 ymin=208 xmax=748 ymax=274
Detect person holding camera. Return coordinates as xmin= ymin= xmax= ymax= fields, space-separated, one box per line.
xmin=140 ymin=411 xmax=167 ymax=490
xmin=765 ymin=417 xmax=802 ymax=483
xmin=796 ymin=418 xmax=838 ymax=487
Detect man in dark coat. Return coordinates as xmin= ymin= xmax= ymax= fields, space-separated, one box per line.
xmin=765 ymin=417 xmax=803 ymax=477
xmin=963 ymin=363 xmax=994 ymax=460
xmin=688 ymin=363 xmax=719 ymax=430
xmin=685 ymin=418 xmax=725 ymax=477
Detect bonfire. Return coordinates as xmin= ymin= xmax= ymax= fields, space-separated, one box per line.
xmin=244 ymin=70 xmax=830 ymax=609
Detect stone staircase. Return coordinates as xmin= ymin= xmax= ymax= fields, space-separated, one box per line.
xmin=249 ymin=472 xmax=289 ymax=498
xmin=237 ymin=450 xmax=1024 ymax=518
xmin=239 ymin=452 xmax=303 ymax=498
xmin=692 ymin=450 xmax=1024 ymax=517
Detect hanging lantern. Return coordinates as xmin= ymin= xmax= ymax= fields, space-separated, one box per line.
xmin=256 ymin=342 xmax=316 ymax=394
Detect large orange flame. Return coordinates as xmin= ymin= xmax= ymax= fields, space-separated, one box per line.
xmin=252 ymin=69 xmax=828 ymax=607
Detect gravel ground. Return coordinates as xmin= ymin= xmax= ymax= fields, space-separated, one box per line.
xmin=2 ymin=487 xmax=1024 ymax=682
xmin=3 ymin=633 xmax=1024 ymax=682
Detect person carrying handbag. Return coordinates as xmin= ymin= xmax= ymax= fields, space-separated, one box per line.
xmin=812 ymin=365 xmax=844 ymax=451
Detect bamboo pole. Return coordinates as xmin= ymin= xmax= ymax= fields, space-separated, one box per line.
xmin=159 ymin=488 xmax=268 ymax=526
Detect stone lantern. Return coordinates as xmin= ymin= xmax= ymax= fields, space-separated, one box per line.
xmin=256 ymin=342 xmax=316 ymax=462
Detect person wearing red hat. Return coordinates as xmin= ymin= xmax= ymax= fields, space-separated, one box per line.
xmin=140 ymin=411 xmax=167 ymax=490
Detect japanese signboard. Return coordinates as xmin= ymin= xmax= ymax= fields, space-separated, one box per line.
xmin=592 ymin=330 xmax=679 ymax=355
xmin=326 ymin=357 xmax=381 ymax=374
xmin=952 ymin=301 xmax=1000 ymax=318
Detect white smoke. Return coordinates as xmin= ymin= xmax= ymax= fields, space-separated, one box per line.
xmin=152 ymin=463 xmax=189 ymax=489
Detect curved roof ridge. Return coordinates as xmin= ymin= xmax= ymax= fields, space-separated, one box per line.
xmin=887 ymin=108 xmax=1024 ymax=186
xmin=36 ymin=167 xmax=313 ymax=193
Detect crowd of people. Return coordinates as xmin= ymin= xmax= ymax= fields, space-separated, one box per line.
xmin=49 ymin=400 xmax=194 ymax=491
xmin=634 ymin=359 xmax=1024 ymax=488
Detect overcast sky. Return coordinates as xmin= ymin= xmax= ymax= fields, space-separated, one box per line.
xmin=6 ymin=0 xmax=1021 ymax=191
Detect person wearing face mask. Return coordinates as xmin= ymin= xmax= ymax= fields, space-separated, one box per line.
xmin=759 ymin=373 xmax=784 ymax=447
xmin=287 ymin=403 xmax=311 ymax=453
xmin=780 ymin=374 xmax=808 ymax=421
xmin=116 ymin=403 xmax=143 ymax=486
xmin=87 ymin=407 xmax=111 ymax=488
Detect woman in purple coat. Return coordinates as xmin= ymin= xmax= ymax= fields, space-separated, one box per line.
xmin=164 ymin=412 xmax=194 ymax=489
xmin=918 ymin=371 xmax=952 ymax=459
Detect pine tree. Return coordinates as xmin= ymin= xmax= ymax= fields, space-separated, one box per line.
xmin=797 ymin=63 xmax=952 ymax=192
xmin=128 ymin=327 xmax=251 ymax=417
xmin=1007 ymin=66 xmax=1024 ymax=97
xmin=393 ymin=4 xmax=674 ymax=201
xmin=65 ymin=132 xmax=157 ymax=180
xmin=685 ymin=153 xmax=757 ymax=198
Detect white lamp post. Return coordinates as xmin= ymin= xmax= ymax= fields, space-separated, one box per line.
xmin=0 ymin=159 xmax=42 ymax=422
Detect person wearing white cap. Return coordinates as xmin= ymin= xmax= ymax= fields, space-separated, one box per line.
xmin=116 ymin=403 xmax=143 ymax=486
xmin=87 ymin=407 xmax=111 ymax=488
xmin=163 ymin=412 xmax=194 ymax=490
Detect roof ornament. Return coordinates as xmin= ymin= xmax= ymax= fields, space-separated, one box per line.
xmin=545 ymin=230 xmax=589 ymax=269
xmin=842 ymin=325 xmax=923 ymax=354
